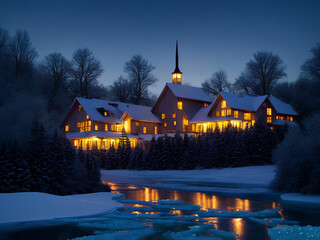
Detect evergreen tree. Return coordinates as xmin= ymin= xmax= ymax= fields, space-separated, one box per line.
xmin=172 ymin=133 xmax=183 ymax=169
xmin=128 ymin=144 xmax=143 ymax=169
xmin=142 ymin=136 xmax=156 ymax=169
xmin=117 ymin=128 xmax=131 ymax=169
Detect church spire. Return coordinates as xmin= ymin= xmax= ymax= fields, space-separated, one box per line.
xmin=172 ymin=40 xmax=182 ymax=84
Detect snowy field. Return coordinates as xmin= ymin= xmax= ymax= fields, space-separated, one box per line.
xmin=0 ymin=192 xmax=123 ymax=224
xmin=101 ymin=165 xmax=320 ymax=205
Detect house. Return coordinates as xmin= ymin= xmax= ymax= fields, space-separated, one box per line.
xmin=62 ymin=42 xmax=297 ymax=150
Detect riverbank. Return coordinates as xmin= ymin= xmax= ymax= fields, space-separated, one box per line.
xmin=101 ymin=165 xmax=320 ymax=205
xmin=0 ymin=192 xmax=123 ymax=224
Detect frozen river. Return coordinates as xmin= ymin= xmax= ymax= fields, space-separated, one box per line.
xmin=1 ymin=183 xmax=320 ymax=240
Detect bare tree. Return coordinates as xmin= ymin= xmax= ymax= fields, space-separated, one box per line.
xmin=202 ymin=69 xmax=231 ymax=97
xmin=8 ymin=30 xmax=37 ymax=80
xmin=124 ymin=55 xmax=157 ymax=105
xmin=301 ymin=43 xmax=320 ymax=81
xmin=0 ymin=28 xmax=9 ymax=56
xmin=71 ymin=48 xmax=103 ymax=97
xmin=42 ymin=53 xmax=71 ymax=95
xmin=233 ymin=51 xmax=287 ymax=95
xmin=110 ymin=76 xmax=131 ymax=102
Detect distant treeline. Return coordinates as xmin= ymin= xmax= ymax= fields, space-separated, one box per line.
xmin=0 ymin=121 xmax=108 ymax=195
xmin=94 ymin=120 xmax=287 ymax=171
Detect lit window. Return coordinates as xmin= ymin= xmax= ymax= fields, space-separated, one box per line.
xmin=267 ymin=108 xmax=272 ymax=116
xmin=105 ymin=124 xmax=108 ymax=131
xmin=221 ymin=100 xmax=226 ymax=108
xmin=252 ymin=120 xmax=255 ymax=126
xmin=244 ymin=113 xmax=251 ymax=120
xmin=143 ymin=127 xmax=147 ymax=134
xmin=95 ymin=124 xmax=98 ymax=131
xmin=184 ymin=119 xmax=189 ymax=125
xmin=177 ymin=101 xmax=183 ymax=110
xmin=192 ymin=124 xmax=195 ymax=131
xmin=65 ymin=125 xmax=69 ymax=132
xmin=287 ymin=116 xmax=290 ymax=121
xmin=216 ymin=111 xmax=220 ymax=117
xmin=204 ymin=103 xmax=209 ymax=107
xmin=78 ymin=105 xmax=81 ymax=111
xmin=174 ymin=121 xmax=176 ymax=126
xmin=221 ymin=110 xmax=226 ymax=117
xmin=111 ymin=139 xmax=115 ymax=146
xmin=162 ymin=113 xmax=165 ymax=119
xmin=164 ymin=123 xmax=167 ymax=127
xmin=104 ymin=111 xmax=107 ymax=116
xmin=136 ymin=121 xmax=139 ymax=126
xmin=267 ymin=116 xmax=272 ymax=123
xmin=227 ymin=109 xmax=231 ymax=116
xmin=290 ymin=117 xmax=293 ymax=122
xmin=172 ymin=112 xmax=176 ymax=118
xmin=86 ymin=115 xmax=89 ymax=119
xmin=111 ymin=124 xmax=121 ymax=132
xmin=154 ymin=127 xmax=157 ymax=134
xmin=234 ymin=110 xmax=238 ymax=118
xmin=77 ymin=121 xmax=91 ymax=132
xmin=276 ymin=115 xmax=279 ymax=120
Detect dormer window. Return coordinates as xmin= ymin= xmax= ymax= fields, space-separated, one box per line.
xmin=267 ymin=108 xmax=272 ymax=116
xmin=65 ymin=125 xmax=69 ymax=132
xmin=104 ymin=111 xmax=107 ymax=116
xmin=86 ymin=115 xmax=89 ymax=119
xmin=204 ymin=103 xmax=209 ymax=107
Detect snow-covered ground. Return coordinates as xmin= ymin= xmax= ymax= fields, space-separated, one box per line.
xmin=0 ymin=192 xmax=123 ymax=224
xmin=101 ymin=165 xmax=320 ymax=205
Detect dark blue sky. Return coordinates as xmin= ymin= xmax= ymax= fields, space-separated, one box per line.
xmin=1 ymin=0 xmax=320 ymax=95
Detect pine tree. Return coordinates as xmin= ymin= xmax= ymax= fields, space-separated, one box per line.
xmin=142 ymin=136 xmax=156 ymax=169
xmin=128 ymin=144 xmax=144 ymax=169
xmin=117 ymin=128 xmax=131 ymax=169
xmin=172 ymin=133 xmax=183 ymax=169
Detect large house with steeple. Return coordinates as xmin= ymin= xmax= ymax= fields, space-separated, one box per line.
xmin=62 ymin=42 xmax=297 ymax=150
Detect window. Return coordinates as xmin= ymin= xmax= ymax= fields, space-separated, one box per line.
xmin=234 ymin=110 xmax=238 ymax=118
xmin=290 ymin=117 xmax=293 ymax=122
xmin=105 ymin=124 xmax=108 ymax=131
xmin=177 ymin=101 xmax=183 ymax=110
xmin=95 ymin=124 xmax=98 ymax=131
xmin=111 ymin=124 xmax=121 ymax=132
xmin=267 ymin=116 xmax=272 ymax=123
xmin=267 ymin=108 xmax=272 ymax=116
xmin=65 ymin=125 xmax=69 ymax=132
xmin=104 ymin=111 xmax=107 ymax=116
xmin=111 ymin=139 xmax=115 ymax=147
xmin=162 ymin=113 xmax=165 ymax=119
xmin=164 ymin=123 xmax=167 ymax=127
xmin=154 ymin=127 xmax=157 ymax=134
xmin=86 ymin=115 xmax=89 ymax=119
xmin=287 ymin=116 xmax=290 ymax=121
xmin=172 ymin=112 xmax=176 ymax=118
xmin=174 ymin=121 xmax=176 ymax=126
xmin=252 ymin=120 xmax=255 ymax=126
xmin=204 ymin=103 xmax=209 ymax=107
xmin=244 ymin=113 xmax=251 ymax=120
xmin=78 ymin=105 xmax=81 ymax=111
xmin=221 ymin=100 xmax=226 ymax=108
xmin=184 ymin=119 xmax=189 ymax=125
xmin=143 ymin=127 xmax=147 ymax=134
xmin=77 ymin=121 xmax=91 ymax=132
xmin=136 ymin=121 xmax=139 ymax=126
xmin=276 ymin=115 xmax=279 ymax=120
xmin=227 ymin=109 xmax=231 ymax=116
xmin=216 ymin=111 xmax=220 ymax=117
xmin=221 ymin=109 xmax=226 ymax=117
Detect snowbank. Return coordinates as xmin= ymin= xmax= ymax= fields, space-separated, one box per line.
xmin=281 ymin=193 xmax=320 ymax=205
xmin=0 ymin=192 xmax=123 ymax=224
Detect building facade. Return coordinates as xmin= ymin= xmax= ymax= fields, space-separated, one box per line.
xmin=62 ymin=43 xmax=297 ymax=150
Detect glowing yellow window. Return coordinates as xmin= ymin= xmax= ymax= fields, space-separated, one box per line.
xmin=65 ymin=125 xmax=69 ymax=132
xmin=111 ymin=139 xmax=115 ymax=146
xmin=221 ymin=110 xmax=226 ymax=117
xmin=136 ymin=121 xmax=139 ymax=126
xmin=204 ymin=103 xmax=208 ymax=107
xmin=252 ymin=120 xmax=255 ymax=126
xmin=290 ymin=117 xmax=293 ymax=122
xmin=162 ymin=113 xmax=165 ymax=119
xmin=172 ymin=112 xmax=176 ymax=118
xmin=244 ymin=113 xmax=251 ymax=120
xmin=192 ymin=124 xmax=195 ymax=131
xmin=184 ymin=119 xmax=189 ymax=125
xmin=221 ymin=100 xmax=226 ymax=108
xmin=216 ymin=111 xmax=220 ymax=117
xmin=154 ymin=127 xmax=157 ymax=134
xmin=177 ymin=101 xmax=183 ymax=110
xmin=164 ymin=123 xmax=167 ymax=127
xmin=267 ymin=108 xmax=272 ymax=116
xmin=104 ymin=111 xmax=107 ymax=116
xmin=95 ymin=124 xmax=98 ymax=131
xmin=86 ymin=115 xmax=89 ymax=119
xmin=267 ymin=116 xmax=272 ymax=123
xmin=227 ymin=109 xmax=231 ymax=116
xmin=105 ymin=124 xmax=108 ymax=131
xmin=143 ymin=127 xmax=147 ymax=134
xmin=174 ymin=121 xmax=176 ymax=126
xmin=78 ymin=105 xmax=81 ymax=111
xmin=276 ymin=115 xmax=279 ymax=120
xmin=234 ymin=110 xmax=238 ymax=118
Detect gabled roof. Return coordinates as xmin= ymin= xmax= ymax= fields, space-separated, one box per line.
xmin=269 ymin=95 xmax=298 ymax=115
xmin=190 ymin=102 xmax=214 ymax=123
xmin=218 ymin=92 xmax=268 ymax=112
xmin=122 ymin=105 xmax=162 ymax=123
xmin=167 ymin=83 xmax=213 ymax=102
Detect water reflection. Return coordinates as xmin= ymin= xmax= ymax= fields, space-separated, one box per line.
xmin=106 ymin=182 xmax=282 ymax=239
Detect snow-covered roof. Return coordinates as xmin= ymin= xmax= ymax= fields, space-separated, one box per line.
xmin=190 ymin=102 xmax=213 ymax=123
xmin=77 ymin=98 xmax=123 ymax=123
xmin=219 ymin=92 xmax=268 ymax=112
xmin=166 ymin=83 xmax=213 ymax=102
xmin=269 ymin=95 xmax=298 ymax=115
xmin=122 ymin=105 xmax=162 ymax=123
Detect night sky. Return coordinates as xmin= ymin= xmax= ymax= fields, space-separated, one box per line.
xmin=1 ymin=0 xmax=320 ymax=95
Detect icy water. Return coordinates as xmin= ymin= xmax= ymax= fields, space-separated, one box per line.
xmin=1 ymin=183 xmax=320 ymax=240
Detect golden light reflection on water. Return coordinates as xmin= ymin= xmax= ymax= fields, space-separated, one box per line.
xmin=232 ymin=218 xmax=243 ymax=237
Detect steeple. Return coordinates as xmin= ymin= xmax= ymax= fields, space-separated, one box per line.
xmin=172 ymin=40 xmax=182 ymax=84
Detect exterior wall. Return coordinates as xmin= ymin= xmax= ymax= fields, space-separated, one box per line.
xmin=64 ymin=101 xmax=92 ymax=133
xmin=130 ymin=120 xmax=161 ymax=135
xmin=255 ymin=99 xmax=276 ymax=125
